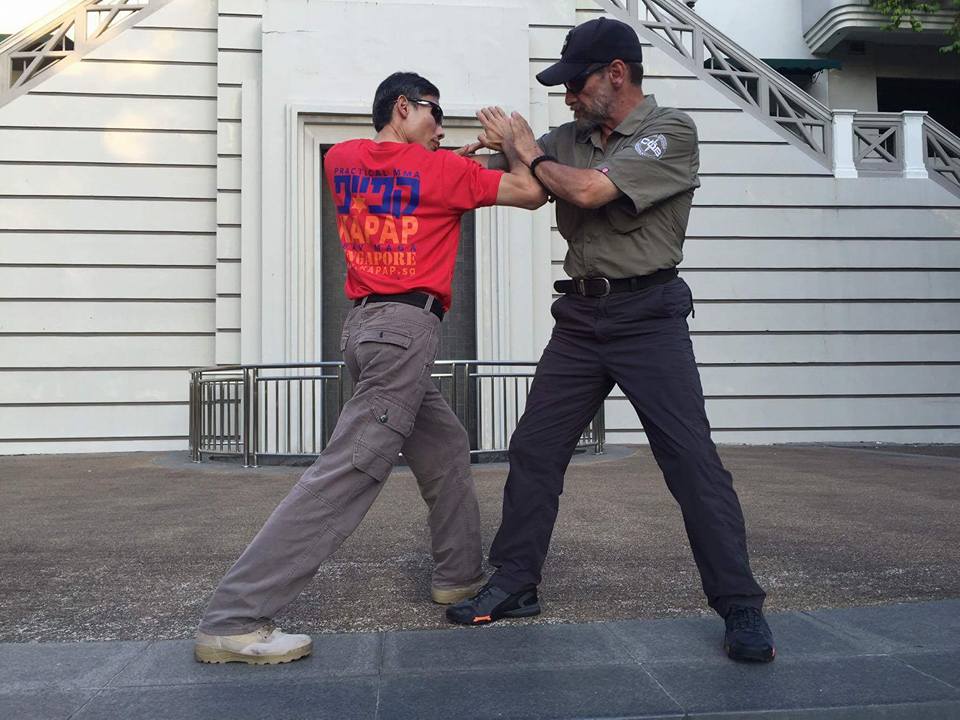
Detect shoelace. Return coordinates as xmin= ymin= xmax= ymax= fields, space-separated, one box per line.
xmin=256 ymin=622 xmax=278 ymax=640
xmin=729 ymin=606 xmax=763 ymax=632
xmin=471 ymin=583 xmax=498 ymax=605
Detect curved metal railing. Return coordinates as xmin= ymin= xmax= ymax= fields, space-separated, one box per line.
xmin=189 ymin=361 xmax=605 ymax=467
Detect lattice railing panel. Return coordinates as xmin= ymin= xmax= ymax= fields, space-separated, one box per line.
xmin=599 ymin=0 xmax=833 ymax=160
xmin=852 ymin=114 xmax=904 ymax=174
xmin=924 ymin=117 xmax=960 ymax=190
xmin=1 ymin=1 xmax=150 ymax=97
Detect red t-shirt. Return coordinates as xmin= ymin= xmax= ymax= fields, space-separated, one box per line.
xmin=324 ymin=139 xmax=503 ymax=310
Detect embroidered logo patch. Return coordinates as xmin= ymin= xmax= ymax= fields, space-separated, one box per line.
xmin=635 ymin=134 xmax=668 ymax=159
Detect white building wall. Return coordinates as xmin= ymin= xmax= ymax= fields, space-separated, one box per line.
xmin=691 ymin=0 xmax=816 ymax=59
xmin=0 ymin=0 xmax=219 ymax=454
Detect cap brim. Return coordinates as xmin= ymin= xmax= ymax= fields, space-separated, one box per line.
xmin=535 ymin=61 xmax=591 ymax=87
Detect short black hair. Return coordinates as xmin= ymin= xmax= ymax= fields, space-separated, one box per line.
xmin=372 ymin=72 xmax=440 ymax=132
xmin=626 ymin=61 xmax=644 ymax=87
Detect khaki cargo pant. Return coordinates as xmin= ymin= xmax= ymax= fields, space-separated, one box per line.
xmin=200 ymin=300 xmax=483 ymax=635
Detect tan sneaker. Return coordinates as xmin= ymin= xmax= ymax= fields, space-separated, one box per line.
xmin=431 ymin=576 xmax=486 ymax=605
xmin=194 ymin=623 xmax=312 ymax=665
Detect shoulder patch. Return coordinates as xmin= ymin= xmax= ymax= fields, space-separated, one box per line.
xmin=635 ymin=134 xmax=668 ymax=159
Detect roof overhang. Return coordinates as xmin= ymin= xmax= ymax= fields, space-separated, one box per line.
xmin=804 ymin=0 xmax=956 ymax=53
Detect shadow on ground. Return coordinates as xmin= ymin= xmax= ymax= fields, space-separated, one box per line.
xmin=1 ymin=445 xmax=958 ymax=641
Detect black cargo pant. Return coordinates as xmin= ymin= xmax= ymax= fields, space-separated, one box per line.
xmin=488 ymin=277 xmax=765 ymax=617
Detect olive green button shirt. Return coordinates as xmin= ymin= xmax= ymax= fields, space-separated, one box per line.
xmin=531 ymin=95 xmax=701 ymax=279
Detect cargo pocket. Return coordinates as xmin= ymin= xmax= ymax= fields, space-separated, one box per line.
xmin=352 ymin=394 xmax=416 ymax=482
xmin=355 ymin=327 xmax=412 ymax=349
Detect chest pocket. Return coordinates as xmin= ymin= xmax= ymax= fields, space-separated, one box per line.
xmin=606 ymin=203 xmax=649 ymax=235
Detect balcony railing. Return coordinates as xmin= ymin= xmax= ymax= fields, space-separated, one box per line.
xmin=0 ymin=0 xmax=160 ymax=105
xmin=189 ymin=361 xmax=605 ymax=467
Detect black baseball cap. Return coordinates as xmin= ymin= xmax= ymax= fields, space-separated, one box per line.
xmin=536 ymin=17 xmax=643 ymax=87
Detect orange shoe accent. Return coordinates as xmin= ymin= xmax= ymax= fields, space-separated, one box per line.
xmin=473 ymin=615 xmax=492 ymax=623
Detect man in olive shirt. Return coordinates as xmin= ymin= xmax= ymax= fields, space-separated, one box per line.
xmin=449 ymin=17 xmax=775 ymax=663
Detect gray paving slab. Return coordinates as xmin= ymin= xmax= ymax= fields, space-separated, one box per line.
xmin=377 ymin=664 xmax=684 ymax=720
xmin=894 ymin=650 xmax=960 ymax=690
xmin=106 ymin=634 xmax=381 ymax=688
xmin=605 ymin=610 xmax=864 ymax=663
xmin=0 ymin=689 xmax=98 ymax=720
xmin=644 ymin=654 xmax=960 ymax=716
xmin=808 ymin=599 xmax=960 ymax=653
xmin=71 ymin=678 xmax=380 ymax=720
xmin=0 ymin=640 xmax=148 ymax=692
xmin=382 ymin=622 xmax=632 ymax=673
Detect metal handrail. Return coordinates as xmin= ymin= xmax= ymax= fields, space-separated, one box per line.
xmin=189 ymin=361 xmax=605 ymax=467
xmin=596 ymin=0 xmax=835 ymax=161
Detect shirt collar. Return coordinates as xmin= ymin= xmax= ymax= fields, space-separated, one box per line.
xmin=576 ymin=95 xmax=659 ymax=147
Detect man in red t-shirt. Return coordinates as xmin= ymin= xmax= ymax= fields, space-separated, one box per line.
xmin=195 ymin=72 xmax=545 ymax=664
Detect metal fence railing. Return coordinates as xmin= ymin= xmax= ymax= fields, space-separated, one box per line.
xmin=189 ymin=361 xmax=605 ymax=467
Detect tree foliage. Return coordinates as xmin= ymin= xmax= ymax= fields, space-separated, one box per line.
xmin=870 ymin=0 xmax=960 ymax=53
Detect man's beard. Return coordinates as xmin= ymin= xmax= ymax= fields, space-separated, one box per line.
xmin=573 ymin=89 xmax=613 ymax=130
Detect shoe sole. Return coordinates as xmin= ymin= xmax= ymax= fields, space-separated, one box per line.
xmin=724 ymin=642 xmax=776 ymax=663
xmin=450 ymin=603 xmax=542 ymax=625
xmin=431 ymin=580 xmax=486 ymax=605
xmin=194 ymin=642 xmax=313 ymax=665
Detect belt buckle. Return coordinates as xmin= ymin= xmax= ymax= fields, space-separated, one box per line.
xmin=585 ymin=277 xmax=611 ymax=297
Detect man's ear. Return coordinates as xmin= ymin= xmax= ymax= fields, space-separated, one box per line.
xmin=395 ymin=95 xmax=410 ymax=120
xmin=608 ymin=60 xmax=627 ymax=89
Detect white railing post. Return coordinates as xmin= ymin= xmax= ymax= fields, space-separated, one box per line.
xmin=901 ymin=110 xmax=929 ymax=180
xmin=832 ymin=110 xmax=858 ymax=179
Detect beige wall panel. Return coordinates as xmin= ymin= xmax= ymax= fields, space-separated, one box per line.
xmin=0 ymin=95 xmax=216 ymax=131
xmin=530 ymin=24 xmax=651 ymax=59
xmin=605 ymin=396 xmax=960 ymax=430
xmin=216 ymin=263 xmax=242 ymax=295
xmin=136 ymin=0 xmax=218 ymax=29
xmin=687 ymin=207 xmax=960 ymax=237
xmin=219 ymin=0 xmax=265 ymax=13
xmin=217 ymin=157 xmax=242 ymax=189
xmin=0 ymin=165 xmax=215 ymax=199
xmin=686 ymin=110 xmax=784 ymax=143
xmin=529 ymin=49 xmax=696 ymax=80
xmin=0 ymin=234 xmax=215 ymax=265
xmin=0 ymin=198 xmax=214 ymax=232
xmin=218 ymin=121 xmax=241 ymax=154
xmin=548 ymin=266 xmax=960 ymax=299
xmin=0 ymin=267 xmax=215 ymax=299
xmin=30 ymin=62 xmax=217 ymax=98
xmin=0 ymin=301 xmax=214 ymax=333
xmin=696 ymin=176 xmax=960 ymax=208
xmin=699 ymin=364 xmax=960 ymax=396
xmin=682 ymin=239 xmax=960 ymax=269
xmin=218 ymin=16 xmax=262 ymax=50
xmin=680 ymin=270 xmax=959 ymax=300
xmin=0 ymin=404 xmax=188 ymax=440
xmin=0 ymin=129 xmax=216 ymax=165
xmin=216 ymin=330 xmax=241 ymax=364
xmin=216 ymin=297 xmax=242 ymax=327
xmin=698 ymin=144 xmax=830 ymax=175
xmin=0 ymin=369 xmax=189 ymax=404
xmin=0 ymin=336 xmax=213 ymax=368
xmin=217 ymin=226 xmax=242 ymax=258
xmin=687 ymin=302 xmax=960 ymax=332
xmin=216 ymin=51 xmax=261 ymax=84
xmin=218 ymin=86 xmax=242 ymax=119
xmin=87 ymin=27 xmax=217 ymax=63
xmin=688 ymin=333 xmax=960 ymax=364
xmin=217 ymin=192 xmax=241 ymax=225
xmin=607 ymin=428 xmax=960 ymax=444
xmin=0 ymin=438 xmax=188 ymax=454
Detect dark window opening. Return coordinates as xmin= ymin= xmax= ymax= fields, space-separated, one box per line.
xmin=877 ymin=77 xmax=960 ymax=136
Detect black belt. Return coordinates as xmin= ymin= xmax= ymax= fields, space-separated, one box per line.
xmin=554 ymin=267 xmax=678 ymax=297
xmin=355 ymin=292 xmax=445 ymax=321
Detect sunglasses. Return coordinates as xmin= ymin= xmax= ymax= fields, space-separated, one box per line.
xmin=564 ymin=63 xmax=609 ymax=94
xmin=406 ymin=96 xmax=444 ymax=126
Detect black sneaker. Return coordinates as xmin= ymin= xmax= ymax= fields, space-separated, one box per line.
xmin=723 ymin=604 xmax=776 ymax=663
xmin=445 ymin=583 xmax=541 ymax=625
